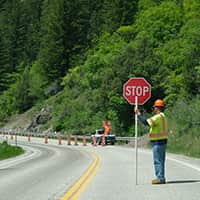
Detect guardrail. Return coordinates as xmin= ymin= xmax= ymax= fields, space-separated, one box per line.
xmin=116 ymin=136 xmax=135 ymax=142
xmin=0 ymin=128 xmax=136 ymax=143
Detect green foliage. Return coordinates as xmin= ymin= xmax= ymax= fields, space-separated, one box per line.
xmin=0 ymin=0 xmax=42 ymax=92
xmin=183 ymin=0 xmax=200 ymax=20
xmin=0 ymin=0 xmax=199 ymax=156
xmin=0 ymin=141 xmax=24 ymax=160
xmin=0 ymin=32 xmax=10 ymax=92
xmin=135 ymin=1 xmax=183 ymax=45
xmin=157 ymin=17 xmax=200 ymax=104
xmin=100 ymin=0 xmax=138 ymax=33
xmin=166 ymin=97 xmax=200 ymax=157
xmin=29 ymin=62 xmax=47 ymax=101
xmin=138 ymin=0 xmax=156 ymax=11
xmin=38 ymin=0 xmax=66 ymax=85
xmin=0 ymin=83 xmax=18 ymax=121
xmin=116 ymin=25 xmax=135 ymax=41
xmin=179 ymin=19 xmax=200 ymax=95
xmin=14 ymin=66 xmax=32 ymax=112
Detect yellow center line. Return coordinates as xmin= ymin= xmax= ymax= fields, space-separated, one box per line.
xmin=60 ymin=150 xmax=102 ymax=200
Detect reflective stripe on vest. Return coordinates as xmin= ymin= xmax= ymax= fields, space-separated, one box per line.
xmin=149 ymin=113 xmax=168 ymax=141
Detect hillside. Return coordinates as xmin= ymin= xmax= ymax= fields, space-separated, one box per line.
xmin=0 ymin=1 xmax=200 ymax=157
xmin=2 ymin=110 xmax=33 ymax=131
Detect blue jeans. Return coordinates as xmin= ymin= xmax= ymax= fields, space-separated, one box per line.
xmin=152 ymin=143 xmax=167 ymax=181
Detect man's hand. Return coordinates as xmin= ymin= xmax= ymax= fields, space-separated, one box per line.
xmin=134 ymin=108 xmax=141 ymax=115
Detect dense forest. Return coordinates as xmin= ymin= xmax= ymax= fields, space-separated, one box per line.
xmin=0 ymin=0 xmax=199 ymax=156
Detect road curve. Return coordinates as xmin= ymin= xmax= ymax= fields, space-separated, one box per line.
xmin=0 ymin=138 xmax=93 ymax=200
xmin=0 ymin=136 xmax=200 ymax=200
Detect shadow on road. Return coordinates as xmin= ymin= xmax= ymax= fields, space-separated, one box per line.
xmin=166 ymin=180 xmax=200 ymax=185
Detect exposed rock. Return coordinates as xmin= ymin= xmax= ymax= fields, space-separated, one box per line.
xmin=26 ymin=107 xmax=52 ymax=132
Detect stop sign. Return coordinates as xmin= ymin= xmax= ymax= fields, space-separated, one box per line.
xmin=123 ymin=77 xmax=151 ymax=105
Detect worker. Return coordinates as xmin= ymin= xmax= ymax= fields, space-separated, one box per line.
xmin=104 ymin=120 xmax=112 ymax=135
xmin=101 ymin=120 xmax=112 ymax=146
xmin=134 ymin=99 xmax=168 ymax=184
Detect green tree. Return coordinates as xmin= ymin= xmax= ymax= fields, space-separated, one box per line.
xmin=38 ymin=0 xmax=66 ymax=92
xmin=0 ymin=0 xmax=42 ymax=93
xmin=29 ymin=61 xmax=47 ymax=102
xmin=0 ymin=29 xmax=10 ymax=93
xmin=135 ymin=1 xmax=183 ymax=45
xmin=100 ymin=0 xmax=138 ymax=33
xmin=183 ymin=0 xmax=200 ymax=20
xmin=22 ymin=0 xmax=43 ymax=63
xmin=3 ymin=0 xmax=28 ymax=70
xmin=157 ymin=1 xmax=200 ymax=104
xmin=14 ymin=67 xmax=32 ymax=112
xmin=180 ymin=19 xmax=200 ymax=96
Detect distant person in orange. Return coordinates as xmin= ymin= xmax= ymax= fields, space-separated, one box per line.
xmin=101 ymin=120 xmax=112 ymax=145
xmin=102 ymin=120 xmax=112 ymax=135
xmin=102 ymin=121 xmax=106 ymax=132
xmin=106 ymin=120 xmax=112 ymax=134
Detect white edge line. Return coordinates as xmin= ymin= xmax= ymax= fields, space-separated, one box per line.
xmin=138 ymin=149 xmax=200 ymax=173
xmin=167 ymin=157 xmax=200 ymax=173
xmin=0 ymin=145 xmax=41 ymax=169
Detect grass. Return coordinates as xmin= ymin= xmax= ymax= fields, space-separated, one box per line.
xmin=165 ymin=97 xmax=200 ymax=158
xmin=167 ymin=134 xmax=200 ymax=158
xmin=0 ymin=141 xmax=24 ymax=160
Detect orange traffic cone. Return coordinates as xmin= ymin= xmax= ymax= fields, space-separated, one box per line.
xmin=74 ymin=135 xmax=78 ymax=145
xmin=67 ymin=134 xmax=71 ymax=145
xmin=82 ymin=135 xmax=87 ymax=146
xmin=92 ymin=135 xmax=97 ymax=147
xmin=101 ymin=135 xmax=106 ymax=146
xmin=58 ymin=135 xmax=62 ymax=145
xmin=45 ymin=135 xmax=48 ymax=144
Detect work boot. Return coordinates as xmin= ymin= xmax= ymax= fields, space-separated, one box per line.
xmin=152 ymin=179 xmax=166 ymax=185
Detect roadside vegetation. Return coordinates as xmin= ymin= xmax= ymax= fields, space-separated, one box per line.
xmin=0 ymin=141 xmax=24 ymax=160
xmin=0 ymin=0 xmax=199 ymax=157
xmin=166 ymin=97 xmax=200 ymax=158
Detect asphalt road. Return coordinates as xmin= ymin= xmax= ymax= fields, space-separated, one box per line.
xmin=80 ymin=146 xmax=200 ymax=200
xmin=0 ymin=135 xmax=199 ymax=200
xmin=0 ymin=136 xmax=93 ymax=200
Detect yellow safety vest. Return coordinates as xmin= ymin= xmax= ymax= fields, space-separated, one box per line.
xmin=147 ymin=113 xmax=168 ymax=141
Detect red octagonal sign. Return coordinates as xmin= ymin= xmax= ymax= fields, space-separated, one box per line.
xmin=123 ymin=77 xmax=151 ymax=105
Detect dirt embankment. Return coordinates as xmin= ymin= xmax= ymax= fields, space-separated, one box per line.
xmin=2 ymin=107 xmax=52 ymax=133
xmin=3 ymin=111 xmax=33 ymax=131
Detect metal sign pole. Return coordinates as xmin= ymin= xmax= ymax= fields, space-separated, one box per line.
xmin=123 ymin=77 xmax=151 ymax=186
xmin=135 ymin=96 xmax=138 ymax=185
xmin=15 ymin=133 xmax=17 ymax=146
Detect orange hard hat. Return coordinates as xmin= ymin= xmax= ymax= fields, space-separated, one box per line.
xmin=153 ymin=99 xmax=164 ymax=107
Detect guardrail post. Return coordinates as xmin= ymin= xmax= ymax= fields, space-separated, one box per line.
xmin=45 ymin=135 xmax=48 ymax=144
xmin=58 ymin=135 xmax=62 ymax=145
xmin=15 ymin=133 xmax=17 ymax=146
xmin=28 ymin=134 xmax=31 ymax=142
xmin=10 ymin=133 xmax=14 ymax=140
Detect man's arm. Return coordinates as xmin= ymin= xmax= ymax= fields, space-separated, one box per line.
xmin=134 ymin=108 xmax=149 ymax=127
xmin=138 ymin=114 xmax=150 ymax=127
